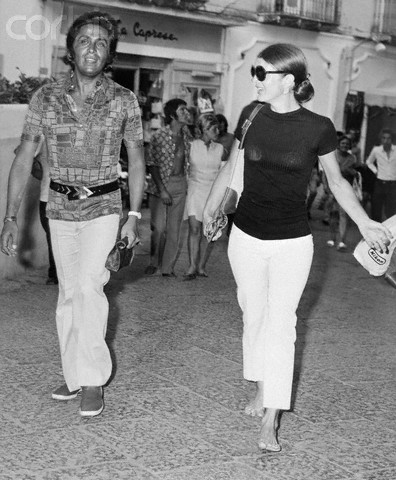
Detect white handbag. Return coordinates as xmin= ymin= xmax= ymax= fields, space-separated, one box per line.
xmin=353 ymin=214 xmax=396 ymax=276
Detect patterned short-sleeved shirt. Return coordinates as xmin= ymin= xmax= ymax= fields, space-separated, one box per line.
xmin=146 ymin=124 xmax=192 ymax=196
xmin=22 ymin=74 xmax=143 ymax=221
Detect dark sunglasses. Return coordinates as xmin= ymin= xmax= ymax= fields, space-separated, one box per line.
xmin=250 ymin=65 xmax=289 ymax=82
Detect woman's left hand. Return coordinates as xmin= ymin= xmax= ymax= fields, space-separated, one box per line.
xmin=358 ymin=219 xmax=393 ymax=253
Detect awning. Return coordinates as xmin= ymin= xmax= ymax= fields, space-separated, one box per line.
xmin=365 ymin=79 xmax=396 ymax=107
xmin=54 ymin=0 xmax=243 ymax=27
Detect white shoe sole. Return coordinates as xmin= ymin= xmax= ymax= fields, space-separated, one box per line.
xmin=79 ymin=404 xmax=104 ymax=417
xmin=52 ymin=389 xmax=81 ymax=401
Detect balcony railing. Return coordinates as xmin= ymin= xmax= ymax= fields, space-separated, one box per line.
xmin=256 ymin=0 xmax=340 ymax=29
xmin=378 ymin=0 xmax=396 ymax=38
xmin=121 ymin=0 xmax=208 ymax=10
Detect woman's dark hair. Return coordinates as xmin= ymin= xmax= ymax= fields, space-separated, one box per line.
xmin=215 ymin=113 xmax=228 ymax=132
xmin=338 ymin=135 xmax=352 ymax=149
xmin=197 ymin=113 xmax=218 ymax=136
xmin=257 ymin=43 xmax=314 ymax=104
xmin=63 ymin=11 xmax=119 ymax=70
xmin=163 ymin=98 xmax=187 ymax=125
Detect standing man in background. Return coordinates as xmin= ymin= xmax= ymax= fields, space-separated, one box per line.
xmin=145 ymin=98 xmax=192 ymax=277
xmin=366 ymin=129 xmax=396 ymax=221
xmin=1 ymin=11 xmax=145 ymax=417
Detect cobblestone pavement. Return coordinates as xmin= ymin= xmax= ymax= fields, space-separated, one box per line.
xmin=1 ymin=208 xmax=395 ymax=480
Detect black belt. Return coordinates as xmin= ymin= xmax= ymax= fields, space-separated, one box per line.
xmin=50 ymin=180 xmax=119 ymax=200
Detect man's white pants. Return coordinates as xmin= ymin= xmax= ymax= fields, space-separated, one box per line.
xmin=228 ymin=225 xmax=313 ymax=410
xmin=49 ymin=214 xmax=119 ymax=391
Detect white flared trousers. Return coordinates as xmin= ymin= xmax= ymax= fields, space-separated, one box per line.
xmin=49 ymin=214 xmax=119 ymax=391
xmin=228 ymin=225 xmax=313 ymax=410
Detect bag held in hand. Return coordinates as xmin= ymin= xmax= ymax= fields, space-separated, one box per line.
xmin=353 ymin=214 xmax=396 ymax=276
xmin=204 ymin=103 xmax=264 ymax=242
xmin=105 ymin=237 xmax=135 ymax=272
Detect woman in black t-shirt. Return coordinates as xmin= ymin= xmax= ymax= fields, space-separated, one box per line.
xmin=203 ymin=43 xmax=392 ymax=453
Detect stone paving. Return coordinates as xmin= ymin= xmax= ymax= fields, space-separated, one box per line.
xmin=0 ymin=208 xmax=395 ymax=480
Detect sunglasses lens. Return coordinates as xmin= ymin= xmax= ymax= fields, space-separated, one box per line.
xmin=251 ymin=66 xmax=266 ymax=82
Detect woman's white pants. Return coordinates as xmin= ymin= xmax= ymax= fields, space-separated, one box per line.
xmin=228 ymin=225 xmax=313 ymax=410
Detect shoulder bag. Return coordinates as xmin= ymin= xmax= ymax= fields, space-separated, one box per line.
xmin=105 ymin=237 xmax=137 ymax=272
xmin=204 ymin=103 xmax=264 ymax=242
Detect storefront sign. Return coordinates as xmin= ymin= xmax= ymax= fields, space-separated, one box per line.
xmin=133 ymin=22 xmax=178 ymax=43
xmin=60 ymin=4 xmax=222 ymax=53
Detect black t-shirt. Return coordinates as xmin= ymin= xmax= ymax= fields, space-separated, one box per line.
xmin=234 ymin=103 xmax=337 ymax=240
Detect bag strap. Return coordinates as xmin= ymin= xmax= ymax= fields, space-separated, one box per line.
xmin=225 ymin=103 xmax=265 ymax=191
xmin=239 ymin=103 xmax=265 ymax=150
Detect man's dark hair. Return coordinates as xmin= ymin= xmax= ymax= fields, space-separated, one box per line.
xmin=63 ymin=11 xmax=119 ymax=70
xmin=380 ymin=128 xmax=393 ymax=141
xmin=163 ymin=99 xmax=187 ymax=125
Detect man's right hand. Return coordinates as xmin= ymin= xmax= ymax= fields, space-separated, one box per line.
xmin=160 ymin=189 xmax=172 ymax=206
xmin=1 ymin=222 xmax=18 ymax=256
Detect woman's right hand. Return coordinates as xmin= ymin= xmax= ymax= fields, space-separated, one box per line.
xmin=203 ymin=205 xmax=217 ymax=232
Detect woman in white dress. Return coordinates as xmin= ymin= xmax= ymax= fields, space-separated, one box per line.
xmin=184 ymin=114 xmax=224 ymax=279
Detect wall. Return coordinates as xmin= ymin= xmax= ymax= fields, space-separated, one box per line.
xmin=0 ymin=0 xmax=46 ymax=80
xmin=0 ymin=105 xmax=48 ymax=280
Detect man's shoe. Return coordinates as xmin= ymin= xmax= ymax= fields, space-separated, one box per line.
xmin=80 ymin=386 xmax=104 ymax=417
xmin=52 ymin=384 xmax=81 ymax=401
xmin=337 ymin=242 xmax=347 ymax=251
xmin=46 ymin=277 xmax=58 ymax=285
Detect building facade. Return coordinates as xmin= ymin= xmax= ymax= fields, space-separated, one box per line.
xmin=1 ymin=0 xmax=395 ymax=148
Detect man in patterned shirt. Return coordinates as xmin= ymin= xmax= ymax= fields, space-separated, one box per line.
xmin=0 ymin=12 xmax=145 ymax=417
xmin=145 ymin=99 xmax=192 ymax=276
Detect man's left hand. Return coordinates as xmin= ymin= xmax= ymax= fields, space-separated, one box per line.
xmin=120 ymin=217 xmax=140 ymax=249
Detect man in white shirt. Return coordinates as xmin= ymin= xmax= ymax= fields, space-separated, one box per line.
xmin=366 ymin=129 xmax=396 ymax=222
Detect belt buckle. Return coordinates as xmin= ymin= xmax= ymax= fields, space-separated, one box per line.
xmin=68 ymin=186 xmax=94 ymax=200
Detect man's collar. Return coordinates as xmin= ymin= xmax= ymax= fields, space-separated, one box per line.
xmin=61 ymin=71 xmax=112 ymax=103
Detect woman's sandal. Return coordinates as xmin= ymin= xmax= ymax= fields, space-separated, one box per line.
xmin=258 ymin=441 xmax=282 ymax=453
xmin=259 ymin=413 xmax=282 ymax=452
xmin=183 ymin=273 xmax=197 ymax=281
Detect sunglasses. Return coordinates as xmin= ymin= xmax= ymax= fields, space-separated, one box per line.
xmin=250 ymin=65 xmax=289 ymax=82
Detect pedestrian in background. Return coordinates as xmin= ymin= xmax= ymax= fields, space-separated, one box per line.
xmin=14 ymin=138 xmax=58 ymax=285
xmin=145 ymin=98 xmax=192 ymax=277
xmin=203 ymin=43 xmax=392 ymax=452
xmin=36 ymin=140 xmax=58 ymax=285
xmin=1 ymin=11 xmax=145 ymax=417
xmin=366 ymin=128 xmax=396 ymax=222
xmin=215 ymin=113 xmax=234 ymax=162
xmin=183 ymin=113 xmax=224 ymax=280
xmin=324 ymin=135 xmax=359 ymax=251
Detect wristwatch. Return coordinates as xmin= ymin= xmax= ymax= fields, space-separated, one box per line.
xmin=127 ymin=211 xmax=142 ymax=219
xmin=3 ymin=216 xmax=17 ymax=223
